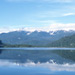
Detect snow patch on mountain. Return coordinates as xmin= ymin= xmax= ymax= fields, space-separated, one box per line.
xmin=27 ymin=32 xmax=32 ymax=35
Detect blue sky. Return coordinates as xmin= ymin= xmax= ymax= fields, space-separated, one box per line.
xmin=0 ymin=0 xmax=75 ymax=33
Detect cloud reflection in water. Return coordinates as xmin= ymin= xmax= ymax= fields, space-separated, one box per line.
xmin=0 ymin=60 xmax=75 ymax=72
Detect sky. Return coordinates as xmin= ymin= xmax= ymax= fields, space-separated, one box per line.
xmin=0 ymin=0 xmax=75 ymax=33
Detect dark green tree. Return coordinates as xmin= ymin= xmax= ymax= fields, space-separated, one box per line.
xmin=0 ymin=40 xmax=3 ymax=47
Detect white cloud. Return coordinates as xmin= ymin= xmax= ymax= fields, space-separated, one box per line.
xmin=42 ymin=0 xmax=73 ymax=3
xmin=23 ymin=61 xmax=75 ymax=71
xmin=8 ymin=0 xmax=31 ymax=1
xmin=49 ymin=23 xmax=75 ymax=31
xmin=0 ymin=23 xmax=75 ymax=33
xmin=6 ymin=0 xmax=74 ymax=3
xmin=23 ymin=23 xmax=75 ymax=32
xmin=0 ymin=28 xmax=20 ymax=34
xmin=0 ymin=60 xmax=75 ymax=72
xmin=63 ymin=13 xmax=75 ymax=16
xmin=36 ymin=10 xmax=75 ymax=18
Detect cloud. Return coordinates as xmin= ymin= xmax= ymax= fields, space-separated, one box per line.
xmin=0 ymin=23 xmax=75 ymax=33
xmin=49 ymin=23 xmax=75 ymax=31
xmin=0 ymin=28 xmax=20 ymax=34
xmin=43 ymin=0 xmax=73 ymax=3
xmin=21 ymin=23 xmax=75 ymax=32
xmin=36 ymin=10 xmax=75 ymax=18
xmin=63 ymin=13 xmax=75 ymax=16
xmin=23 ymin=61 xmax=75 ymax=71
xmin=0 ymin=60 xmax=75 ymax=72
xmin=6 ymin=0 xmax=74 ymax=3
xmin=6 ymin=0 xmax=32 ymax=2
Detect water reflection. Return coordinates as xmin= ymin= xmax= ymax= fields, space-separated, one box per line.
xmin=0 ymin=48 xmax=75 ymax=74
xmin=0 ymin=49 xmax=74 ymax=64
xmin=0 ymin=60 xmax=75 ymax=72
xmin=0 ymin=49 xmax=2 ymax=54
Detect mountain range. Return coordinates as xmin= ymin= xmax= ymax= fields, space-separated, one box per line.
xmin=0 ymin=30 xmax=75 ymax=46
xmin=48 ymin=34 xmax=75 ymax=47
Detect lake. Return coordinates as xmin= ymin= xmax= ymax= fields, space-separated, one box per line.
xmin=0 ymin=48 xmax=75 ymax=75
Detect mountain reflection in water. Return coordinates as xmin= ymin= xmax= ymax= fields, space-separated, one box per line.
xmin=0 ymin=48 xmax=75 ymax=75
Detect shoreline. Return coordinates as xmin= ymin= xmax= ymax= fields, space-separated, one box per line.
xmin=0 ymin=47 xmax=75 ymax=50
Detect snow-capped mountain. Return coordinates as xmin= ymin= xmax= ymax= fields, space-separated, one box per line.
xmin=0 ymin=30 xmax=75 ymax=46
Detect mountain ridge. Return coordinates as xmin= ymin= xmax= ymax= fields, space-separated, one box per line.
xmin=0 ymin=30 xmax=75 ymax=46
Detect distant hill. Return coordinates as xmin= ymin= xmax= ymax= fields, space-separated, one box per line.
xmin=48 ymin=34 xmax=75 ymax=47
xmin=0 ymin=30 xmax=75 ymax=46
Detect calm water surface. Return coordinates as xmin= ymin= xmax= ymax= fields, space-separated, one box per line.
xmin=0 ymin=48 xmax=75 ymax=75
